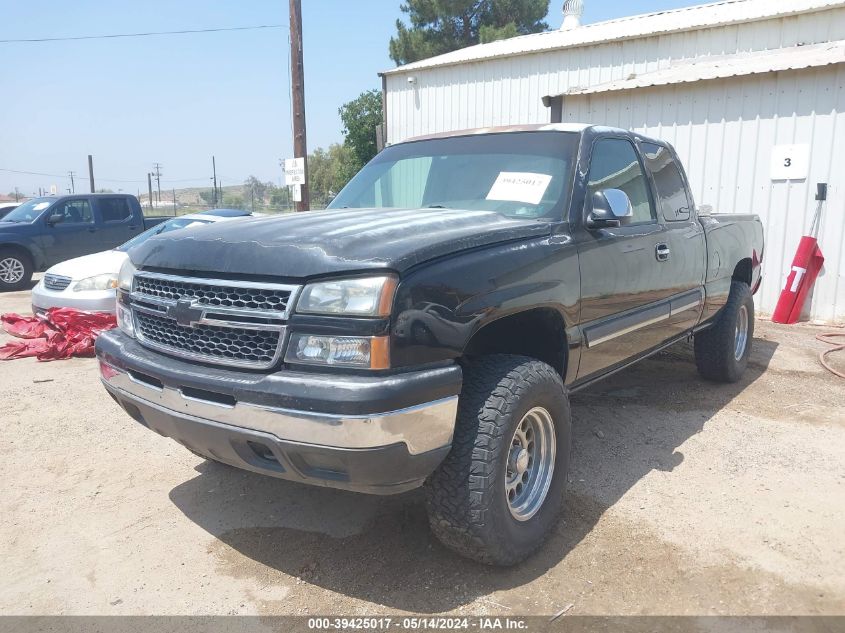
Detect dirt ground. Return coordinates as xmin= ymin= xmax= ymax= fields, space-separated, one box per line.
xmin=1 ymin=277 xmax=843 ymax=617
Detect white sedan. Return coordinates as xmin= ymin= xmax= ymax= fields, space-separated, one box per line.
xmin=31 ymin=210 xmax=260 ymax=315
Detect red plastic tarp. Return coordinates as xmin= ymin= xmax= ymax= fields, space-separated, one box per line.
xmin=0 ymin=308 xmax=116 ymax=361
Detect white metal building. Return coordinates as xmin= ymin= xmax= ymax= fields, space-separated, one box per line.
xmin=381 ymin=0 xmax=845 ymax=322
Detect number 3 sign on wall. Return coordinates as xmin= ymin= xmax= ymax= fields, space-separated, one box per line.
xmin=770 ymin=144 xmax=810 ymax=181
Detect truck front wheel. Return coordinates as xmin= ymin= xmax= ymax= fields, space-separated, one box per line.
xmin=425 ymin=355 xmax=571 ymax=565
xmin=694 ymin=280 xmax=754 ymax=383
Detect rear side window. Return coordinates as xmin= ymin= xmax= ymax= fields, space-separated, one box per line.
xmin=100 ymin=198 xmax=132 ymax=223
xmin=641 ymin=143 xmax=692 ymax=222
xmin=587 ymin=138 xmax=655 ymax=224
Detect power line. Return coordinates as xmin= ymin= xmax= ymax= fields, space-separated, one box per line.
xmin=0 ymin=167 xmax=67 ymax=178
xmin=0 ymin=24 xmax=286 ymax=44
xmin=1 ymin=169 xmax=257 ymax=185
xmin=0 ymin=168 xmax=222 ymax=186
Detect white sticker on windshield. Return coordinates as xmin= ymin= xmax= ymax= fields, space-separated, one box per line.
xmin=33 ymin=202 xmax=50 ymax=211
xmin=486 ymin=172 xmax=553 ymax=205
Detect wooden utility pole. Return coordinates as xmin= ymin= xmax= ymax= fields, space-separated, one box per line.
xmin=147 ymin=173 xmax=154 ymax=211
xmin=289 ymin=0 xmax=309 ymax=211
xmin=88 ymin=155 xmax=95 ymax=193
xmin=212 ymin=156 xmax=218 ymax=206
xmin=152 ymin=163 xmax=162 ymax=203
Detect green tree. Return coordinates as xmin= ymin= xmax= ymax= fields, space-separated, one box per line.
xmin=242 ymin=176 xmax=269 ymax=206
xmin=267 ymin=185 xmax=292 ymax=212
xmin=308 ymin=144 xmax=361 ymax=209
xmin=222 ymin=192 xmax=245 ymax=210
xmin=389 ymin=0 xmax=549 ymax=65
xmin=339 ymin=89 xmax=383 ymax=167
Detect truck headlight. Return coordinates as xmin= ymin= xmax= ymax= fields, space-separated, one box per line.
xmin=296 ymin=275 xmax=397 ymax=317
xmin=285 ymin=334 xmax=389 ymax=369
xmin=118 ymin=259 xmax=136 ymax=292
xmin=73 ymin=274 xmax=118 ymax=292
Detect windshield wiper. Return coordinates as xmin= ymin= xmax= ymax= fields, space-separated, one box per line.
xmin=427 ymin=205 xmax=448 ymax=209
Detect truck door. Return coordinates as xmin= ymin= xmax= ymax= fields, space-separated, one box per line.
xmin=575 ymin=137 xmax=673 ymax=379
xmin=40 ymin=197 xmax=101 ymax=266
xmin=640 ymin=142 xmax=707 ymax=339
xmin=94 ymin=197 xmax=139 ymax=249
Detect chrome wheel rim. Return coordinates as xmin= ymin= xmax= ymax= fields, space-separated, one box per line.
xmin=735 ymin=304 xmax=749 ymax=361
xmin=505 ymin=407 xmax=556 ymax=522
xmin=0 ymin=257 xmax=24 ymax=284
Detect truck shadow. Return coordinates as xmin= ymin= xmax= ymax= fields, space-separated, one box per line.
xmin=168 ymin=337 xmax=777 ymax=613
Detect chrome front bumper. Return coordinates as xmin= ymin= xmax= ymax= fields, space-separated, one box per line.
xmin=96 ymin=329 xmax=462 ymax=493
xmin=101 ymin=361 xmax=458 ymax=455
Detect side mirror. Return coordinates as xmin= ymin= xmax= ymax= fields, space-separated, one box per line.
xmin=587 ymin=189 xmax=634 ymax=229
xmin=47 ymin=213 xmax=65 ymax=225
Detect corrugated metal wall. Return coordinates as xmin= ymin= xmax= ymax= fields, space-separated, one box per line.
xmin=385 ymin=8 xmax=845 ymax=143
xmin=383 ymin=8 xmax=845 ymax=321
xmin=563 ymin=66 xmax=845 ymax=322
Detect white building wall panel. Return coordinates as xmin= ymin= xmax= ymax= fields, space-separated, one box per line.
xmin=562 ymin=67 xmax=845 ymax=321
xmin=385 ymin=8 xmax=845 ymax=145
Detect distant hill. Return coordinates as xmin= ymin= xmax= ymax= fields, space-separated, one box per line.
xmin=138 ymin=184 xmax=245 ymax=207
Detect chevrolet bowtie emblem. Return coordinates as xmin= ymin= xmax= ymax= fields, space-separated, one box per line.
xmin=168 ymin=299 xmax=205 ymax=327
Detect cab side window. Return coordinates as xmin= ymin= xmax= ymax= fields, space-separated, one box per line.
xmin=641 ymin=143 xmax=692 ymax=222
xmin=100 ymin=198 xmax=132 ymax=223
xmin=587 ymin=139 xmax=656 ymax=225
xmin=53 ymin=199 xmax=93 ymax=224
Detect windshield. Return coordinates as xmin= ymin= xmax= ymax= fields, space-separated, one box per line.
xmin=329 ymin=131 xmax=579 ymax=219
xmin=117 ymin=217 xmax=213 ymax=252
xmin=0 ymin=198 xmax=55 ymax=223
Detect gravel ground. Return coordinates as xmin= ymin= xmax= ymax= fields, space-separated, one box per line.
xmin=1 ymin=278 xmax=843 ymax=617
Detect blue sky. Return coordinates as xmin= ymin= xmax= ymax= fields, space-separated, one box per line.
xmin=1 ymin=0 xmax=697 ymax=197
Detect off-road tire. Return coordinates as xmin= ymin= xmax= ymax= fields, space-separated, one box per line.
xmin=0 ymin=247 xmax=33 ymax=292
xmin=425 ymin=355 xmax=571 ymax=566
xmin=694 ymin=280 xmax=754 ymax=383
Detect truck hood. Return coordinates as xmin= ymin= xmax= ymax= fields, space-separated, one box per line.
xmin=45 ymin=249 xmax=128 ymax=280
xmin=130 ymin=207 xmax=551 ymax=279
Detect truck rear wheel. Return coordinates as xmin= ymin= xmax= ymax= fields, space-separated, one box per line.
xmin=694 ymin=280 xmax=754 ymax=383
xmin=425 ymin=355 xmax=571 ymax=565
xmin=0 ymin=248 xmax=33 ymax=292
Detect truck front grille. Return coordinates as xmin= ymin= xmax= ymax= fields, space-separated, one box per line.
xmin=130 ymin=272 xmax=299 ymax=370
xmin=134 ymin=311 xmax=281 ymax=367
xmin=44 ymin=274 xmax=72 ymax=291
xmin=134 ymin=276 xmax=292 ymax=312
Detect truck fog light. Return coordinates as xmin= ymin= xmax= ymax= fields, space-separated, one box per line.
xmin=286 ymin=334 xmax=389 ymax=369
xmin=116 ymin=302 xmax=135 ymax=338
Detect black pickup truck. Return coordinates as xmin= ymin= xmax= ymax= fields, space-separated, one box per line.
xmin=0 ymin=193 xmax=170 ymax=291
xmin=96 ymin=124 xmax=763 ymax=565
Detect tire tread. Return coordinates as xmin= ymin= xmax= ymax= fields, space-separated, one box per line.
xmin=694 ymin=280 xmax=754 ymax=383
xmin=425 ymin=355 xmax=569 ymax=565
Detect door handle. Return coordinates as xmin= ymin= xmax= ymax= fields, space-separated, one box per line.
xmin=656 ymin=243 xmax=671 ymax=262
xmin=87 ymin=227 xmax=98 ymax=233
